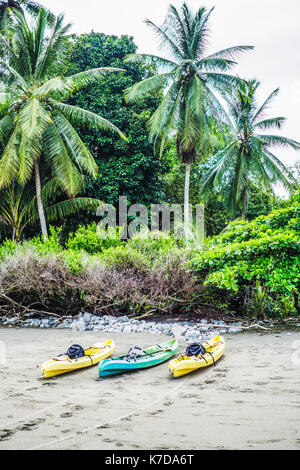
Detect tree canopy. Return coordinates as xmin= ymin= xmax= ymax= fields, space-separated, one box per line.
xmin=65 ymin=32 xmax=167 ymax=214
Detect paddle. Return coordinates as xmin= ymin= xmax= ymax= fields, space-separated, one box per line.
xmin=111 ymin=344 xmax=174 ymax=361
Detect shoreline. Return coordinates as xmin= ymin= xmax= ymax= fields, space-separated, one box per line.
xmin=0 ymin=327 xmax=300 ymax=450
xmin=2 ymin=312 xmax=299 ymax=344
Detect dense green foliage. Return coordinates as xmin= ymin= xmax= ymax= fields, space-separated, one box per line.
xmin=0 ymin=11 xmax=125 ymax=239
xmin=0 ymin=192 xmax=298 ymax=319
xmin=163 ymin=156 xmax=277 ymax=236
xmin=191 ymin=192 xmax=300 ymax=317
xmin=65 ymin=33 xmax=166 ymax=213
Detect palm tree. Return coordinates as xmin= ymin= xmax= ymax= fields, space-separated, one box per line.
xmin=0 ymin=9 xmax=126 ymax=238
xmin=0 ymin=0 xmax=40 ymax=16
xmin=200 ymin=79 xmax=300 ymax=218
xmin=0 ymin=0 xmax=52 ymax=29
xmin=124 ymin=2 xmax=253 ymax=235
xmin=0 ymin=179 xmax=102 ymax=242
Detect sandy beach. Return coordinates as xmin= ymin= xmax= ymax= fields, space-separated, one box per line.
xmin=0 ymin=327 xmax=299 ymax=450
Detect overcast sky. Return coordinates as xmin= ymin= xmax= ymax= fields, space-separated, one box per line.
xmin=46 ymin=0 xmax=300 ymax=168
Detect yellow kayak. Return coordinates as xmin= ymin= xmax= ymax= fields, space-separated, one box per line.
xmin=168 ymin=335 xmax=225 ymax=377
xmin=41 ymin=339 xmax=115 ymax=378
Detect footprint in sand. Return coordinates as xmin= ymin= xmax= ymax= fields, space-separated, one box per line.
xmin=72 ymin=405 xmax=84 ymax=412
xmin=205 ymin=379 xmax=216 ymax=384
xmin=18 ymin=419 xmax=45 ymax=431
xmin=60 ymin=412 xmax=73 ymax=418
xmin=0 ymin=429 xmax=15 ymax=441
xmin=0 ymin=418 xmax=46 ymax=441
xmin=148 ymin=409 xmax=163 ymax=416
xmin=163 ymin=400 xmax=173 ymax=406
xmin=121 ymin=416 xmax=132 ymax=422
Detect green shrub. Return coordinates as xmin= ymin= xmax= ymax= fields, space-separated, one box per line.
xmin=191 ymin=192 xmax=300 ymax=318
xmin=63 ymin=249 xmax=84 ymax=275
xmin=100 ymin=245 xmax=150 ymax=273
xmin=127 ymin=231 xmax=180 ymax=260
xmin=0 ymin=239 xmax=17 ymax=261
xmin=66 ymin=223 xmax=123 ymax=254
xmin=25 ymin=226 xmax=63 ymax=256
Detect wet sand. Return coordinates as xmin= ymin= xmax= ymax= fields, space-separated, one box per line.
xmin=0 ymin=327 xmax=299 ymax=450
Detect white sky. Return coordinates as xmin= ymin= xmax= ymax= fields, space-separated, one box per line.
xmin=46 ymin=0 xmax=300 ymax=168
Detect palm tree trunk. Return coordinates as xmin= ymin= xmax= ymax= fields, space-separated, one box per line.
xmin=34 ymin=160 xmax=48 ymax=239
xmin=242 ymin=186 xmax=247 ymax=219
xmin=184 ymin=162 xmax=191 ymax=238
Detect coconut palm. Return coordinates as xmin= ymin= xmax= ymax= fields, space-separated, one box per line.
xmin=0 ymin=178 xmax=102 ymax=242
xmin=124 ymin=2 xmax=253 ymax=235
xmin=200 ymin=79 xmax=300 ymax=218
xmin=0 ymin=9 xmax=126 ymax=238
xmin=0 ymin=0 xmax=52 ymax=30
xmin=0 ymin=0 xmax=41 ymax=17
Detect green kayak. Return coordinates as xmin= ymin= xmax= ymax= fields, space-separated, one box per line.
xmin=98 ymin=338 xmax=179 ymax=377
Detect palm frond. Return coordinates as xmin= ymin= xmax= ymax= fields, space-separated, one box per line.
xmin=42 ymin=121 xmax=83 ymax=197
xmin=34 ymin=12 xmax=71 ymax=82
xmin=253 ymin=116 xmax=286 ymax=131
xmin=49 ymin=99 xmax=127 ymax=141
xmin=124 ymin=53 xmax=177 ymax=70
xmin=144 ymin=18 xmax=183 ymax=62
xmin=125 ymin=72 xmax=172 ymax=103
xmin=0 ymin=113 xmax=15 ymax=145
xmin=0 ymin=124 xmax=20 ymax=188
xmin=52 ymin=112 xmax=98 ymax=178
xmin=251 ymin=88 xmax=280 ymax=124
xmin=197 ymin=57 xmax=237 ymax=72
xmin=256 ymin=134 xmax=300 ymax=150
xmin=43 ymin=197 xmax=103 ymax=223
xmin=16 ymin=98 xmax=52 ymax=139
xmin=147 ymin=79 xmax=182 ymax=142
xmin=205 ymin=45 xmax=254 ymax=61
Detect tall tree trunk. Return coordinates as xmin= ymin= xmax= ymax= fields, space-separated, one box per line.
xmin=184 ymin=162 xmax=191 ymax=238
xmin=242 ymin=185 xmax=247 ymax=219
xmin=34 ymin=160 xmax=48 ymax=239
xmin=11 ymin=226 xmax=16 ymax=242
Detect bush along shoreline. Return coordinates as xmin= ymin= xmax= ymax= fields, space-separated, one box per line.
xmin=0 ymin=192 xmax=299 ymax=324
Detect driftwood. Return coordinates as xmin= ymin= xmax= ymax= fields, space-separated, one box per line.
xmin=195 ymin=322 xmax=270 ymax=331
xmin=0 ymin=293 xmax=60 ymax=319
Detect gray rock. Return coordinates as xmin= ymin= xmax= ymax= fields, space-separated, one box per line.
xmin=186 ymin=328 xmax=200 ymax=338
xmin=199 ymin=326 xmax=211 ymax=332
xmin=77 ymin=320 xmax=86 ymax=331
xmin=171 ymin=324 xmax=186 ymax=338
xmin=83 ymin=312 xmax=92 ymax=323
xmin=92 ymin=325 xmax=103 ymax=332
xmin=228 ymin=327 xmax=243 ymax=333
xmin=123 ymin=325 xmax=132 ymax=334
